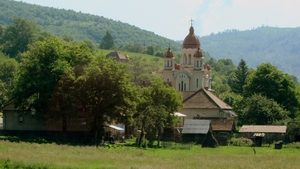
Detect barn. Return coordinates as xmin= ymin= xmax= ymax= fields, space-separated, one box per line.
xmin=239 ymin=125 xmax=287 ymax=143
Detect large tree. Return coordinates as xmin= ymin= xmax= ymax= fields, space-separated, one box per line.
xmin=228 ymin=59 xmax=250 ymax=94
xmin=244 ymin=63 xmax=300 ymax=118
xmin=75 ymin=57 xmax=137 ymax=145
xmin=0 ymin=56 xmax=18 ymax=108
xmin=99 ymin=31 xmax=115 ymax=50
xmin=0 ymin=18 xmax=38 ymax=60
xmin=240 ymin=94 xmax=288 ymax=125
xmin=135 ymin=79 xmax=183 ymax=146
xmin=12 ymin=37 xmax=92 ymax=119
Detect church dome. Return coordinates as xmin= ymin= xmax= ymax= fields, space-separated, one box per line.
xmin=164 ymin=47 xmax=174 ymax=58
xmin=194 ymin=47 xmax=203 ymax=58
xmin=182 ymin=26 xmax=200 ymax=49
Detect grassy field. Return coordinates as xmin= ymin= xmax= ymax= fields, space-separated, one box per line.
xmin=0 ymin=140 xmax=300 ymax=169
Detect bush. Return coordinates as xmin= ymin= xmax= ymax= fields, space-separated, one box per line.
xmin=284 ymin=142 xmax=300 ymax=149
xmin=231 ymin=137 xmax=253 ymax=146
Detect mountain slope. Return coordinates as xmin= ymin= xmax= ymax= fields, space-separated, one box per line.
xmin=200 ymin=27 xmax=300 ymax=80
xmin=0 ymin=0 xmax=181 ymax=51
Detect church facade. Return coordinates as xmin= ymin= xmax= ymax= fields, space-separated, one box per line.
xmin=163 ymin=25 xmax=235 ymax=120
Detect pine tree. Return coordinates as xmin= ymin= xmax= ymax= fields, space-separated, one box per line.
xmin=100 ymin=31 xmax=115 ymax=49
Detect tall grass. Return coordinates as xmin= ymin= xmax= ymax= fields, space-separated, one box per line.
xmin=0 ymin=140 xmax=299 ymax=169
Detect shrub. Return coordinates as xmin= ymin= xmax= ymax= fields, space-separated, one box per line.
xmin=231 ymin=137 xmax=253 ymax=146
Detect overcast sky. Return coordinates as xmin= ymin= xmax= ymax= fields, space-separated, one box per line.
xmin=17 ymin=0 xmax=300 ymax=40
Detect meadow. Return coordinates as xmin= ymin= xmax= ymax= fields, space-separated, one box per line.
xmin=0 ymin=139 xmax=300 ymax=169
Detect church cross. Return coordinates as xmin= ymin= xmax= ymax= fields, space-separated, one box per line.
xmin=190 ymin=18 xmax=194 ymax=26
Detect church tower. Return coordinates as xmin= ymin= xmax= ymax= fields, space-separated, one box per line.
xmin=163 ymin=24 xmax=212 ymax=92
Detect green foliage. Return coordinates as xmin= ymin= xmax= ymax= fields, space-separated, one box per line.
xmin=244 ymin=63 xmax=300 ymax=118
xmin=0 ymin=18 xmax=38 ymax=60
xmin=228 ymin=59 xmax=250 ymax=94
xmin=75 ymin=57 xmax=138 ymax=136
xmin=201 ymin=27 xmax=300 ymax=80
xmin=11 ymin=37 xmax=93 ymax=119
xmin=230 ymin=137 xmax=253 ymax=146
xmin=100 ymin=31 xmax=115 ymax=49
xmin=0 ymin=0 xmax=181 ymax=53
xmin=135 ymin=79 xmax=183 ymax=146
xmin=240 ymin=94 xmax=288 ymax=125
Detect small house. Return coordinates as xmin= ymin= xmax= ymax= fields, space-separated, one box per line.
xmin=106 ymin=51 xmax=129 ymax=62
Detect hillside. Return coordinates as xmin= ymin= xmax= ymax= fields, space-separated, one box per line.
xmin=200 ymin=27 xmax=300 ymax=80
xmin=0 ymin=0 xmax=181 ymax=51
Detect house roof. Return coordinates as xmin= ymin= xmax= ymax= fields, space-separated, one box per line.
xmin=106 ymin=51 xmax=129 ymax=61
xmin=182 ymin=88 xmax=232 ymax=109
xmin=182 ymin=119 xmax=210 ymax=134
xmin=211 ymin=118 xmax=235 ymax=131
xmin=239 ymin=125 xmax=287 ymax=133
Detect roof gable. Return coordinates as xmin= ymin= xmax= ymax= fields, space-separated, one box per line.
xmin=182 ymin=88 xmax=232 ymax=109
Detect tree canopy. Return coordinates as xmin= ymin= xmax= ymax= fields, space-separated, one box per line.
xmin=11 ymin=37 xmax=93 ymax=118
xmin=238 ymin=94 xmax=288 ymax=125
xmin=244 ymin=63 xmax=300 ymax=118
xmin=100 ymin=31 xmax=115 ymax=50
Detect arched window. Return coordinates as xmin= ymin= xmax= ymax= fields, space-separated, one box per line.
xmin=196 ymin=79 xmax=198 ymax=88
xmin=188 ymin=54 xmax=191 ymax=65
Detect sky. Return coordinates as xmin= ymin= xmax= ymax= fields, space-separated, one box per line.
xmin=17 ymin=0 xmax=300 ymax=40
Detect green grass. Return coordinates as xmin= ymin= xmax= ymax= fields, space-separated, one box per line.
xmin=0 ymin=140 xmax=300 ymax=169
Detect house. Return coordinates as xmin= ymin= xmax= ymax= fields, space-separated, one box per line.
xmin=106 ymin=51 xmax=129 ymax=62
xmin=1 ymin=105 xmax=45 ymax=135
xmin=2 ymin=104 xmax=124 ymax=141
xmin=239 ymin=125 xmax=287 ymax=143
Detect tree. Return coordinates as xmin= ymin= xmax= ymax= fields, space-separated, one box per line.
xmin=0 ymin=56 xmax=18 ymax=108
xmin=146 ymin=46 xmax=154 ymax=55
xmin=99 ymin=31 xmax=114 ymax=49
xmin=244 ymin=63 xmax=300 ymax=118
xmin=135 ymin=79 xmax=183 ymax=146
xmin=0 ymin=18 xmax=38 ymax=59
xmin=75 ymin=57 xmax=137 ymax=145
xmin=228 ymin=59 xmax=250 ymax=94
xmin=240 ymin=94 xmax=288 ymax=125
xmin=12 ymin=37 xmax=92 ymax=120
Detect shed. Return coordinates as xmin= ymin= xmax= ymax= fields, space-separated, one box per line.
xmin=211 ymin=118 xmax=235 ymax=145
xmin=181 ymin=119 xmax=210 ymax=143
xmin=239 ymin=125 xmax=287 ymax=143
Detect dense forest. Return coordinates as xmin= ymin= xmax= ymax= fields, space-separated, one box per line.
xmin=201 ymin=27 xmax=300 ymax=80
xmin=0 ymin=0 xmax=181 ymax=52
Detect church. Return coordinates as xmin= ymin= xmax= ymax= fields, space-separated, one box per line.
xmin=162 ymin=23 xmax=236 ymax=144
xmin=163 ymin=24 xmax=235 ymax=119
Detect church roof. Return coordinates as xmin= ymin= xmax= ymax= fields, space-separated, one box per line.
xmin=194 ymin=47 xmax=203 ymax=58
xmin=164 ymin=47 xmax=174 ymax=58
xmin=182 ymin=26 xmax=200 ymax=49
xmin=182 ymin=88 xmax=232 ymax=109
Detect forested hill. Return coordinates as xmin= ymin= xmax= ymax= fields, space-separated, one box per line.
xmin=200 ymin=27 xmax=300 ymax=80
xmin=0 ymin=0 xmax=181 ymax=51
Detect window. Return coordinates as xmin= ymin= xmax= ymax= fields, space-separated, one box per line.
xmin=19 ymin=115 xmax=24 ymax=124
xmin=78 ymin=117 xmax=87 ymax=126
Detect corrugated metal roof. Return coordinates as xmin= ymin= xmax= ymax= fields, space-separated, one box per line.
xmin=239 ymin=125 xmax=287 ymax=133
xmin=182 ymin=119 xmax=210 ymax=134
